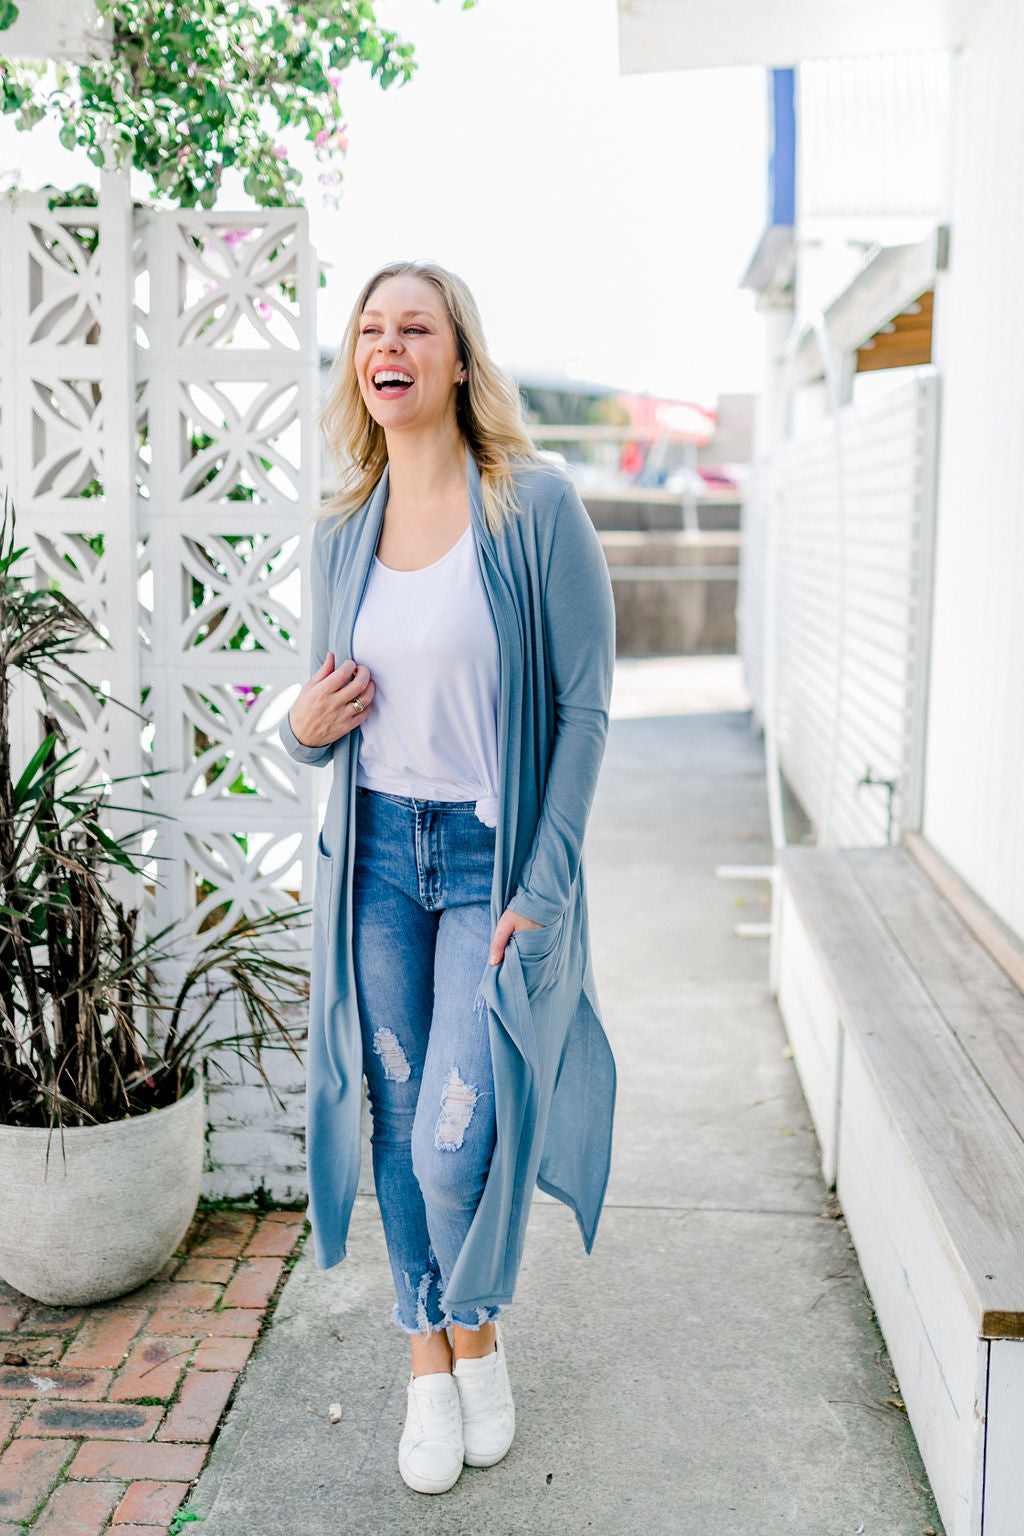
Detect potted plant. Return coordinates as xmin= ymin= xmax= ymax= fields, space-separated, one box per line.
xmin=0 ymin=495 xmax=310 ymax=1305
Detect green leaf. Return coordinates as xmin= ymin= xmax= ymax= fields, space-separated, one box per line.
xmin=16 ymin=100 xmax=45 ymax=129
xmin=13 ymin=734 xmax=61 ymax=808
xmin=0 ymin=538 xmax=29 ymax=574
xmin=0 ymin=1 xmax=19 ymax=32
xmin=168 ymin=1506 xmax=205 ymax=1532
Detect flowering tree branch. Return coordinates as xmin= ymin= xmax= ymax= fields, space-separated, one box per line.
xmin=0 ymin=0 xmax=458 ymax=208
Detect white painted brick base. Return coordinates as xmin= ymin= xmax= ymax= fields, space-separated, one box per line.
xmin=200 ymin=998 xmax=309 ymax=1204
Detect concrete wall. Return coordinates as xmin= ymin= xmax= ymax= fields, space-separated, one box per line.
xmin=585 ymin=495 xmax=741 ymax=533
xmin=601 ymin=532 xmax=739 ymax=655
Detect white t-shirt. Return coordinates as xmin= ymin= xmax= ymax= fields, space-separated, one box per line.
xmin=351 ymin=525 xmax=500 ymax=826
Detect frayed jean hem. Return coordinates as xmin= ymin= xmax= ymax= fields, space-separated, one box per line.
xmin=446 ymin=1303 xmax=501 ymax=1332
xmin=390 ymin=1302 xmax=452 ymax=1338
xmin=390 ymin=1302 xmax=502 ymax=1336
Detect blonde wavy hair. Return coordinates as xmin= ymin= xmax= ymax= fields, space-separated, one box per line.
xmin=315 ymin=260 xmax=543 ymax=535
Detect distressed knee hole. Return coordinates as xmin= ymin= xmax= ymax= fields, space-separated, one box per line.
xmin=434 ymin=1065 xmax=478 ymax=1151
xmin=372 ymin=1027 xmax=411 ymax=1082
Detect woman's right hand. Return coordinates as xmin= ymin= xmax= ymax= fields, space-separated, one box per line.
xmin=287 ymin=653 xmax=375 ymax=748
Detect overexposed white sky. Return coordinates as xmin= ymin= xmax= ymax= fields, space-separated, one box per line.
xmin=1 ymin=0 xmax=768 ymax=403
xmin=307 ymin=0 xmax=768 ymax=401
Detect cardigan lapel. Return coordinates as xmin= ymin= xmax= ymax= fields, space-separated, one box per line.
xmin=333 ymin=462 xmax=389 ymax=662
xmin=466 ymin=450 xmax=528 ymax=919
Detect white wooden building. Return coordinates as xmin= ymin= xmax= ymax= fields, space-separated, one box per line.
xmin=619 ymin=4 xmax=1024 ymax=1534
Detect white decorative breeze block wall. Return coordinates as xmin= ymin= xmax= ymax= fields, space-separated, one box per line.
xmin=0 ymin=186 xmax=142 ymax=836
xmin=0 ymin=180 xmax=321 ymax=1201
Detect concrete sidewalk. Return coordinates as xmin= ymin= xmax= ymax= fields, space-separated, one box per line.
xmin=185 ymin=657 xmax=942 ymax=1536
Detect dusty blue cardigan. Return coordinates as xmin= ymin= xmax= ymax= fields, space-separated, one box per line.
xmin=279 ymin=448 xmax=616 ymax=1310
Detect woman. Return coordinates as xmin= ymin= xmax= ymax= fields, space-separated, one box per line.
xmin=279 ymin=260 xmax=616 ymax=1495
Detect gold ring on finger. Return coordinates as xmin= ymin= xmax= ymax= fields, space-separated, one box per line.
xmin=350 ymin=696 xmax=365 ymax=714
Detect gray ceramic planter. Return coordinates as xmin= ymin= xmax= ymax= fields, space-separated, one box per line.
xmin=0 ymin=1080 xmax=205 ymax=1305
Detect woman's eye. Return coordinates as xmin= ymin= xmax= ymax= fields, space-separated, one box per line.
xmin=405 ymin=327 xmax=426 ymax=335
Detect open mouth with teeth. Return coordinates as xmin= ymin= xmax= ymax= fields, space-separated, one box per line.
xmin=372 ymin=369 xmax=414 ymax=394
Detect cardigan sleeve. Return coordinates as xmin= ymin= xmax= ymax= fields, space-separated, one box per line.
xmin=279 ymin=518 xmax=335 ymax=768
xmin=507 ymin=482 xmax=615 ymax=926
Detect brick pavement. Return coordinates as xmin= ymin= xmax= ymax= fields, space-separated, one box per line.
xmin=0 ymin=1207 xmax=307 ymax=1535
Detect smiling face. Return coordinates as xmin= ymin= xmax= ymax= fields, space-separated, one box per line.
xmin=354 ymin=273 xmax=465 ymax=437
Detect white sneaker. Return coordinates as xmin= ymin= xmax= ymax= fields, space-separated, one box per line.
xmin=398 ymin=1370 xmax=464 ymax=1494
xmin=453 ymin=1323 xmax=515 ymax=1467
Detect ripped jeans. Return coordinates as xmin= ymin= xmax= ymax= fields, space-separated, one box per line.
xmin=352 ymin=786 xmax=500 ymax=1336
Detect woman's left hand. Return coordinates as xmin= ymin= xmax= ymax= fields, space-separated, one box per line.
xmin=489 ymin=908 xmax=544 ymax=965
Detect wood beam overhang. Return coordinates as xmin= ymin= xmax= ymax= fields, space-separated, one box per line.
xmin=856 ymin=290 xmax=933 ymax=371
xmin=786 ymin=226 xmax=947 ymax=387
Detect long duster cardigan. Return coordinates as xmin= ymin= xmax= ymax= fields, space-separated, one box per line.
xmin=279 ymin=448 xmax=617 ymax=1311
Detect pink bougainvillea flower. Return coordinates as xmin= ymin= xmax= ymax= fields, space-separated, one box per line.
xmin=315 ymin=123 xmax=349 ymax=158
xmin=327 ymin=68 xmax=344 ymax=90
xmin=222 ymin=227 xmax=254 ymax=247
xmin=272 ymin=144 xmax=288 ymax=159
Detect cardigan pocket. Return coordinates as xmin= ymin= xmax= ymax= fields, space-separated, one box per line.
xmin=511 ymin=915 xmax=563 ymax=961
xmin=313 ymin=827 xmax=334 ymax=936
xmin=510 ymin=911 xmax=566 ymax=995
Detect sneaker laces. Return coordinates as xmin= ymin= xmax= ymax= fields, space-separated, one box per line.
xmin=407 ymin=1376 xmax=460 ymax=1441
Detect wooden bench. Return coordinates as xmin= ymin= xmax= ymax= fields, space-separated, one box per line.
xmin=775 ymin=845 xmax=1024 ymax=1536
